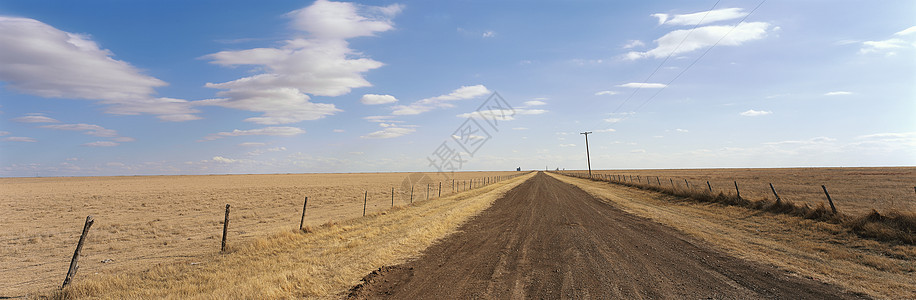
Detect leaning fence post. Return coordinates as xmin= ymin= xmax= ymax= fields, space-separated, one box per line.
xmin=734 ymin=181 xmax=741 ymax=199
xmin=707 ymin=181 xmax=712 ymax=192
xmin=299 ymin=197 xmax=308 ymax=231
xmin=61 ymin=215 xmax=94 ymax=288
xmin=685 ymin=179 xmax=690 ymax=189
xmin=363 ymin=191 xmax=368 ymax=216
xmin=221 ymin=204 xmax=230 ymax=253
xmin=656 ymin=176 xmax=660 ymax=185
xmin=822 ymin=185 xmax=838 ymax=214
xmin=670 ymin=178 xmax=674 ymax=188
xmin=769 ymin=183 xmax=781 ymax=203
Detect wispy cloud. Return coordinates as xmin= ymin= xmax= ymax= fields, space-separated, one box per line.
xmin=617 ymin=82 xmax=666 ymax=88
xmin=622 ymin=40 xmax=644 ymax=49
xmin=0 ymin=17 xmax=200 ymax=121
xmin=3 ymin=136 xmax=36 ymax=142
xmin=360 ymin=123 xmax=416 ymax=139
xmin=824 ymin=91 xmax=853 ymax=96
xmin=652 ymin=8 xmax=747 ymax=26
xmin=595 ymin=91 xmax=618 ymax=96
xmin=202 ymin=126 xmax=305 ymax=141
xmin=626 ymin=21 xmax=770 ymax=60
xmin=83 ymin=141 xmax=119 ymax=147
xmin=39 ymin=123 xmax=118 ymax=137
xmin=523 ymin=100 xmax=547 ymax=106
xmin=392 ymin=85 xmax=490 ymax=115
xmin=482 ymin=30 xmax=496 ymax=38
xmin=12 ymin=115 xmax=60 ymax=123
xmin=739 ymin=109 xmax=772 ymax=117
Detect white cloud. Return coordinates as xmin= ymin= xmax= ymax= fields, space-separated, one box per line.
xmin=39 ymin=123 xmax=118 ymax=137
xmin=523 ymin=100 xmax=547 ymax=106
xmin=482 ymin=30 xmax=496 ymax=38
xmin=3 ymin=136 xmax=36 ymax=142
xmin=0 ymin=17 xmax=200 ymax=121
xmin=238 ymin=142 xmax=266 ymax=147
xmin=895 ymin=26 xmax=916 ymax=36
xmin=824 ymin=91 xmax=853 ymax=96
xmin=202 ymin=126 xmax=305 ymax=141
xmin=594 ymin=128 xmax=616 ymax=133
xmin=456 ymin=108 xmax=546 ymax=121
xmin=212 ymin=156 xmax=238 ymax=163
xmin=287 ymin=0 xmax=403 ymax=40
xmin=674 ymin=128 xmax=688 ymax=132
xmin=392 ymin=85 xmax=490 ymax=115
xmin=361 ymin=123 xmax=416 ymax=139
xmin=333 ymin=129 xmax=346 ymax=133
xmin=360 ymin=94 xmax=398 ymax=105
xmin=512 ymin=127 xmax=529 ymax=130
xmin=201 ymin=0 xmax=402 ymax=124
xmin=83 ymin=141 xmax=119 ymax=147
xmin=623 ymin=40 xmax=645 ymax=49
xmin=196 ymin=88 xmax=341 ymax=124
xmin=12 ymin=115 xmax=60 ymax=123
xmin=859 ymin=38 xmax=910 ymax=55
xmin=626 ymin=22 xmax=770 ymax=60
xmin=248 ymin=146 xmax=287 ymax=156
xmin=604 ymin=118 xmax=622 ymax=123
xmin=739 ymin=109 xmax=772 ymax=117
xmin=595 ymin=91 xmax=618 ymax=96
xmin=652 ymin=8 xmax=747 ymax=26
xmin=559 ymin=144 xmax=576 ymax=147
xmin=618 ymin=82 xmax=666 ymax=88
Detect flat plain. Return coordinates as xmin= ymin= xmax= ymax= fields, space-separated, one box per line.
xmin=0 ymin=171 xmax=519 ymax=296
xmin=587 ymin=167 xmax=916 ymax=215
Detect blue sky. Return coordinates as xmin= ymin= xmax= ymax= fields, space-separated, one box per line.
xmin=0 ymin=0 xmax=914 ymax=177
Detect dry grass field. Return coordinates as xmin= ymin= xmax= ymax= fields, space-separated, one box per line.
xmin=0 ymin=171 xmax=524 ymax=297
xmin=585 ymin=167 xmax=916 ymax=215
xmin=550 ymin=173 xmax=916 ymax=299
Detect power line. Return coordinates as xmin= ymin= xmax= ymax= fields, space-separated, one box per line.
xmin=632 ymin=0 xmax=768 ymax=113
xmin=611 ymin=0 xmax=723 ymax=114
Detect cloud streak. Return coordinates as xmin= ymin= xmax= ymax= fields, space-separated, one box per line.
xmin=0 ymin=17 xmax=200 ymax=121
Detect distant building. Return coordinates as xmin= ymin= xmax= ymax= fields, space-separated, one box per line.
xmin=516 ymin=167 xmax=521 ymax=171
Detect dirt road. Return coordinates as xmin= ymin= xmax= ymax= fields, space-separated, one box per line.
xmin=348 ymin=172 xmax=864 ymax=299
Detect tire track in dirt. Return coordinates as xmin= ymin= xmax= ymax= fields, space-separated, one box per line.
xmin=348 ymin=172 xmax=865 ymax=299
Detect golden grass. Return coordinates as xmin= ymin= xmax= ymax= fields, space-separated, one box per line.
xmin=549 ymin=172 xmax=916 ymax=299
xmin=0 ymin=171 xmax=523 ymax=297
xmin=581 ymin=167 xmax=916 ymax=215
xmin=42 ymin=172 xmax=536 ymax=299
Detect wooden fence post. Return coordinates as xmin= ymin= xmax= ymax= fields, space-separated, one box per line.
xmin=769 ymin=183 xmax=781 ymax=202
xmin=426 ymin=184 xmax=429 ymax=201
xmin=734 ymin=181 xmax=741 ymax=199
xmin=439 ymin=182 xmax=442 ymax=197
xmin=61 ymin=215 xmax=94 ymax=288
xmin=299 ymin=197 xmax=308 ymax=231
xmin=221 ymin=204 xmax=230 ymax=253
xmin=410 ymin=186 xmax=414 ymax=203
xmin=670 ymin=178 xmax=674 ymax=188
xmin=822 ymin=185 xmax=838 ymax=214
xmin=685 ymin=179 xmax=690 ymax=189
xmin=707 ymin=181 xmax=712 ymax=192
xmin=391 ymin=187 xmax=394 ymax=207
xmin=656 ymin=176 xmax=660 ymax=185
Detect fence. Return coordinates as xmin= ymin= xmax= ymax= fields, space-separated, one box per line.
xmin=45 ymin=172 xmax=530 ymax=290
xmin=554 ymin=170 xmax=916 ymax=245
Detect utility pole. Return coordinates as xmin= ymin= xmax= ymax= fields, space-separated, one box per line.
xmin=580 ymin=131 xmax=592 ymax=178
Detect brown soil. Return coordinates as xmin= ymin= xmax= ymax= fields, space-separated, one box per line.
xmin=347 ymin=172 xmax=866 ymax=299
